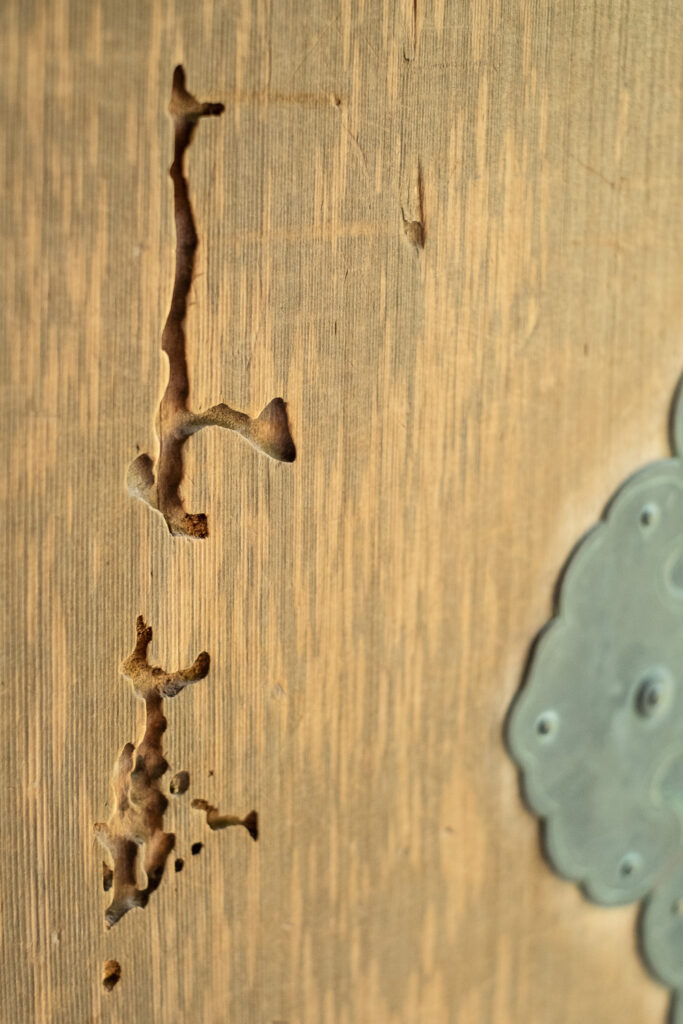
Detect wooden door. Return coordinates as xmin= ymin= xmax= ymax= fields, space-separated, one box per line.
xmin=3 ymin=1 xmax=681 ymax=1021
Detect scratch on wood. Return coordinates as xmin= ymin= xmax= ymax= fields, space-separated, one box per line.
xmin=401 ymin=158 xmax=425 ymax=250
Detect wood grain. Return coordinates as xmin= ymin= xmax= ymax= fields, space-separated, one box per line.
xmin=2 ymin=1 xmax=682 ymax=1022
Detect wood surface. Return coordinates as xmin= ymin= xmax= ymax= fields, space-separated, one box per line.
xmin=2 ymin=1 xmax=683 ymax=1022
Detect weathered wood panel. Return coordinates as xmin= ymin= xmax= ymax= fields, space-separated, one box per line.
xmin=2 ymin=1 xmax=682 ymax=1021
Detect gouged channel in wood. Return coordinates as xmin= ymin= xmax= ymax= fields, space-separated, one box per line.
xmin=94 ymin=616 xmax=210 ymax=928
xmin=191 ymin=798 xmax=259 ymax=841
xmin=127 ymin=66 xmax=296 ymax=539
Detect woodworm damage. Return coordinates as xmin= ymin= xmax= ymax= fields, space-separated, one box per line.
xmin=127 ymin=66 xmax=296 ymax=539
xmin=94 ymin=617 xmax=210 ymax=928
xmin=97 ymin=65 xmax=279 ymax=993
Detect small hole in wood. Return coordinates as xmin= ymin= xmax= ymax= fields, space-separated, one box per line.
xmin=102 ymin=960 xmax=121 ymax=992
xmin=170 ymin=770 xmax=190 ymax=795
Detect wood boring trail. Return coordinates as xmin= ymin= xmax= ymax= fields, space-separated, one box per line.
xmin=127 ymin=66 xmax=296 ymax=539
xmin=94 ymin=617 xmax=210 ymax=928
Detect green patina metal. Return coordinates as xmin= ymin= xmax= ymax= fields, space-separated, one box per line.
xmin=507 ymin=378 xmax=683 ymax=1021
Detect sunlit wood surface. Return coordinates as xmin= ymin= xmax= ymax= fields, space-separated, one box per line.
xmin=2 ymin=1 xmax=682 ymax=1021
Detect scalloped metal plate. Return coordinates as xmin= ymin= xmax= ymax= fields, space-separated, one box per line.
xmin=507 ymin=379 xmax=683 ymax=1020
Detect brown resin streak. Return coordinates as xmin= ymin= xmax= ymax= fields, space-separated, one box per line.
xmin=127 ymin=66 xmax=296 ymax=539
xmin=94 ymin=617 xmax=210 ymax=928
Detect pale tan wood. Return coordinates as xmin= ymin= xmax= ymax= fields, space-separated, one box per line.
xmin=2 ymin=1 xmax=683 ymax=1022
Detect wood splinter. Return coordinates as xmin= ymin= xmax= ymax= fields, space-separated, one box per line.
xmin=127 ymin=65 xmax=296 ymax=539
xmin=94 ymin=616 xmax=210 ymax=928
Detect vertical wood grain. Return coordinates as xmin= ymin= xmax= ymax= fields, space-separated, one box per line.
xmin=2 ymin=1 xmax=682 ymax=1021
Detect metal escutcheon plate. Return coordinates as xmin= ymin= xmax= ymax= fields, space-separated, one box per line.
xmin=507 ymin=378 xmax=683 ymax=1019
